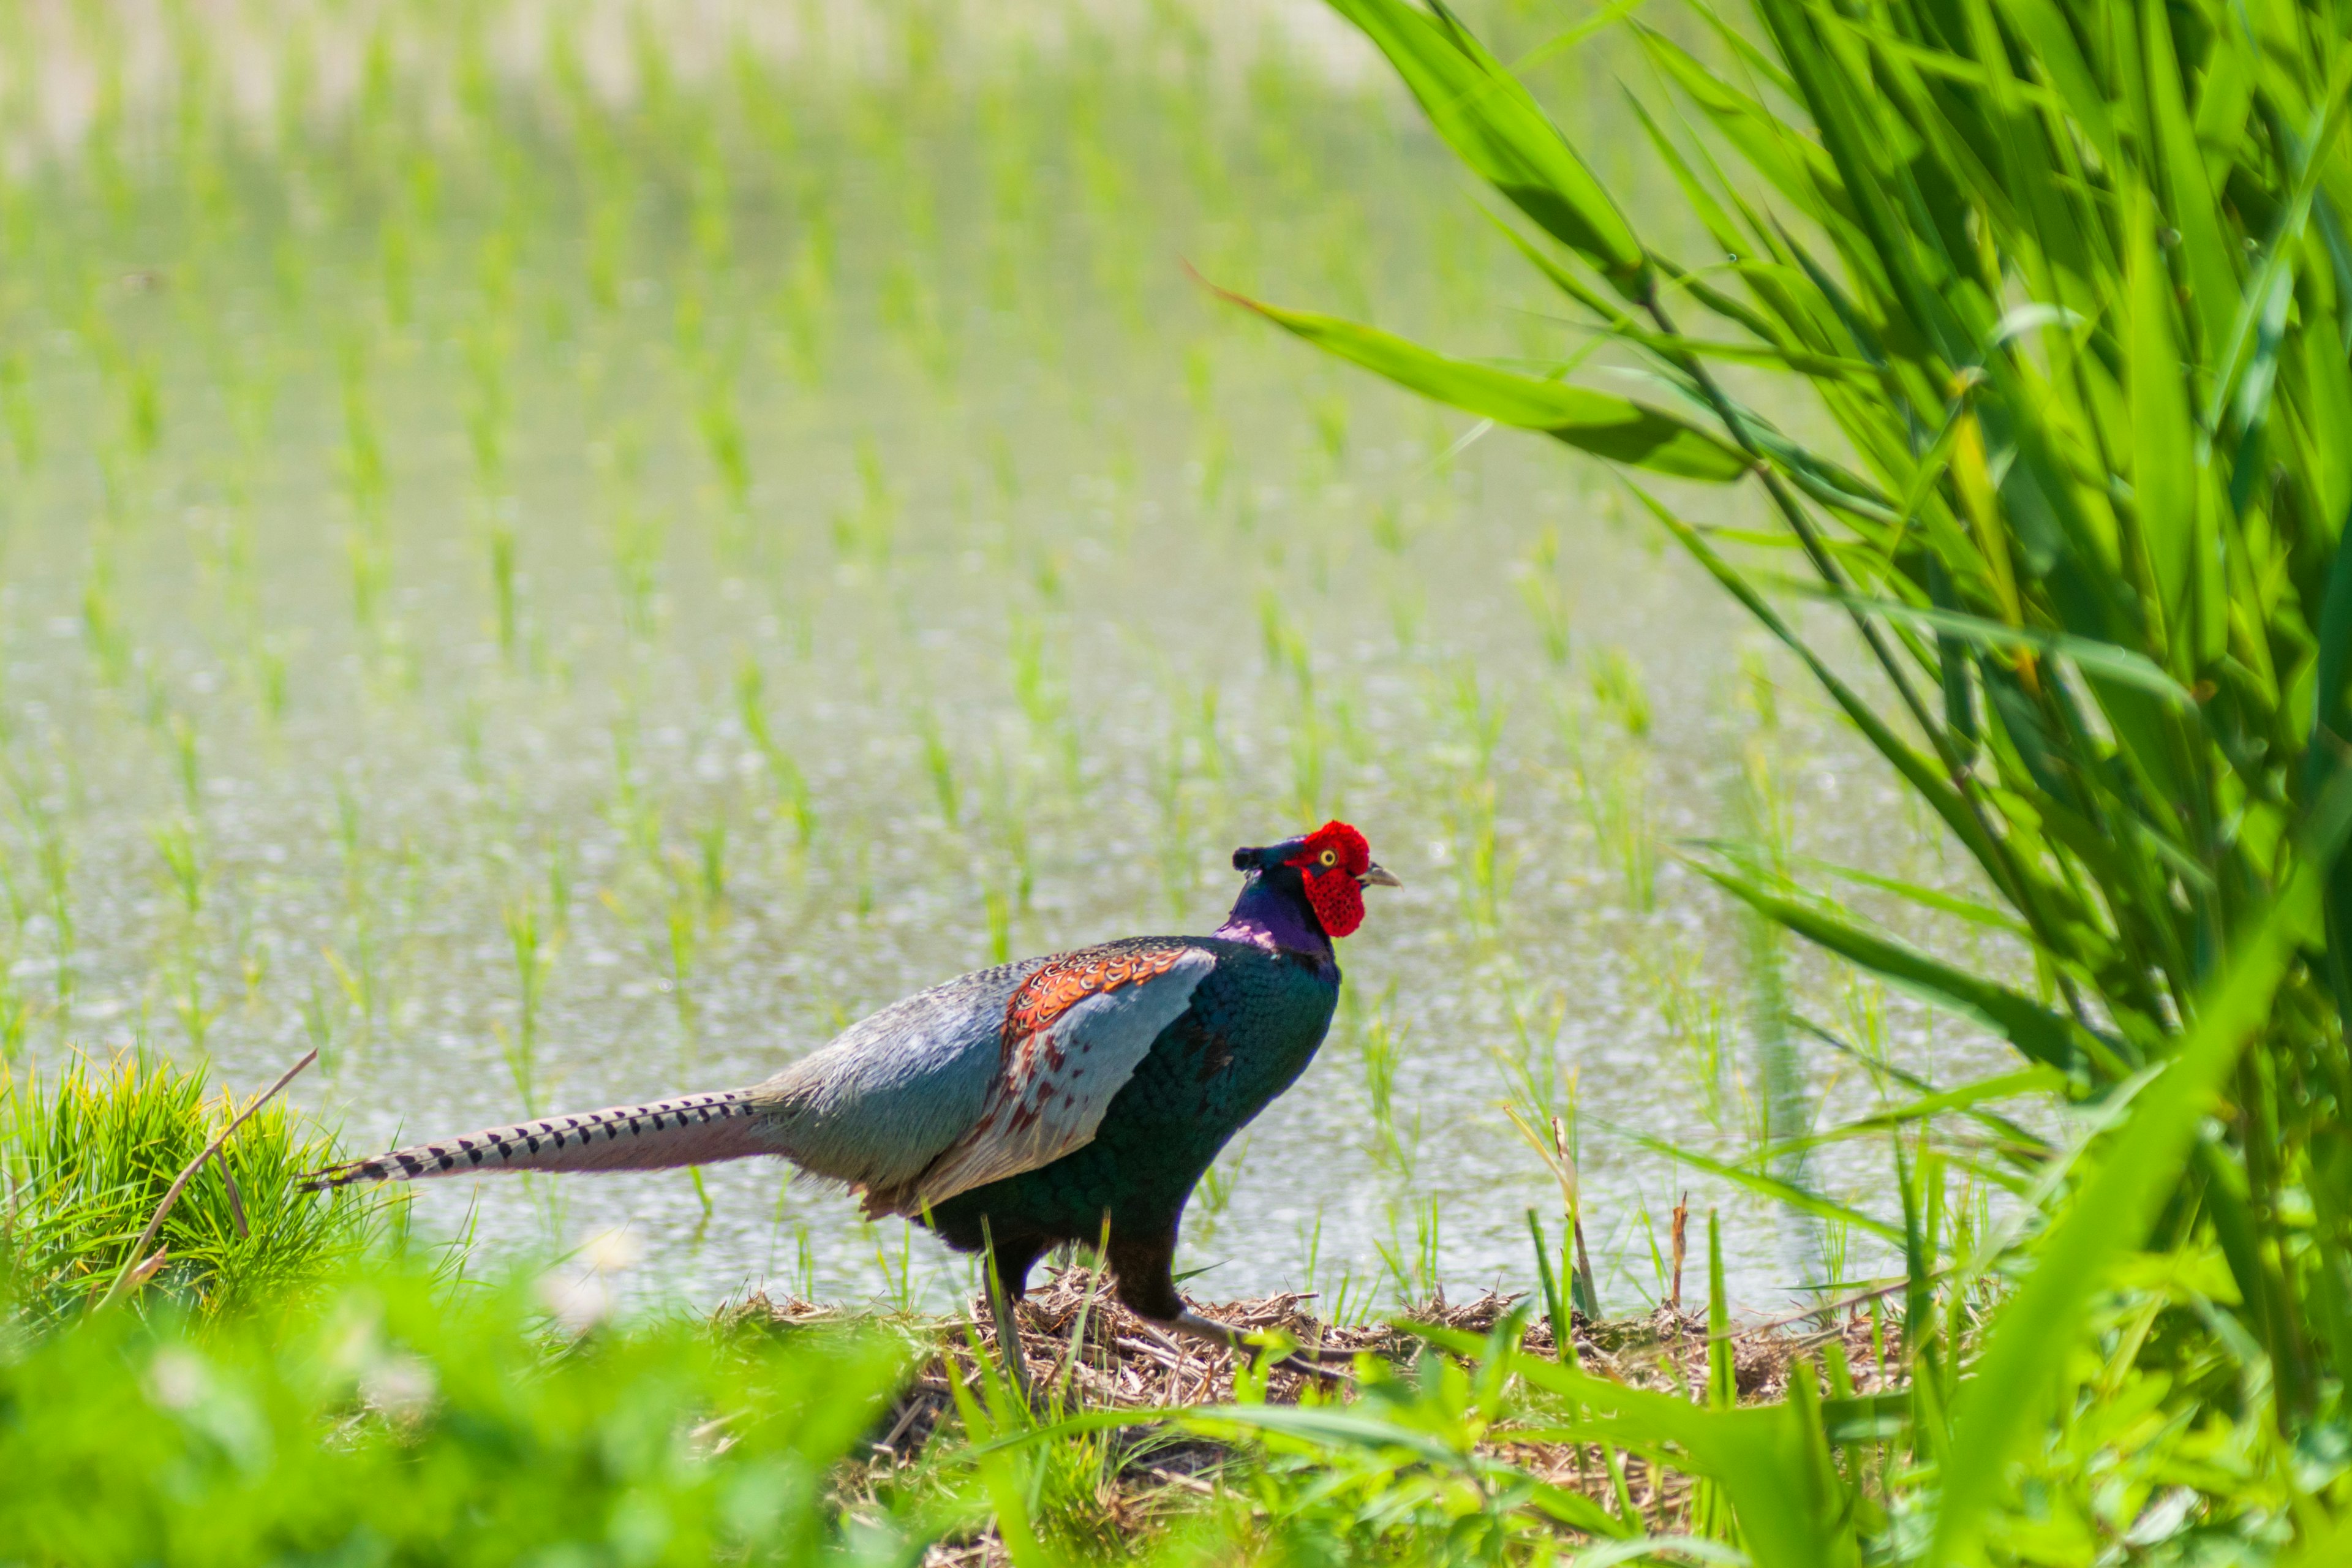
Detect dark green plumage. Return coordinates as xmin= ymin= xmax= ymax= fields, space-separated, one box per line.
xmin=926 ymin=935 xmax=1340 ymax=1315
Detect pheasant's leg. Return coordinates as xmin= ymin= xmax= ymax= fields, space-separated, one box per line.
xmin=982 ymin=1229 xmax=1045 ymax=1401
xmin=1107 ymin=1224 xmax=1350 ymax=1381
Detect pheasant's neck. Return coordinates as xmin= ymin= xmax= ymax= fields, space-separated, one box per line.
xmin=1214 ymin=872 xmax=1336 ymax=974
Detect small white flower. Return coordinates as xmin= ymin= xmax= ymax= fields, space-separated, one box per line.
xmin=540 ymin=1268 xmax=614 ymax=1335
xmin=146 ymin=1348 xmax=209 ymax=1411
xmin=581 ymin=1226 xmax=644 ymax=1276
xmin=359 ymin=1355 xmax=437 ymax=1422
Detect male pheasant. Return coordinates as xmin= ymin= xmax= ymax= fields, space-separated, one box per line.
xmin=309 ymin=821 xmax=1397 ymax=1355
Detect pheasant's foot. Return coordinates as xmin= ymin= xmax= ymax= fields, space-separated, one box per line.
xmin=1150 ymin=1311 xmax=1353 ymax=1382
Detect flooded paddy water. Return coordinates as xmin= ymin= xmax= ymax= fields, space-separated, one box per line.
xmin=0 ymin=1 xmax=2024 ymax=1317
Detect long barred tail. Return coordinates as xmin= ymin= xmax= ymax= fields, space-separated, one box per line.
xmin=303 ymin=1090 xmax=772 ymax=1189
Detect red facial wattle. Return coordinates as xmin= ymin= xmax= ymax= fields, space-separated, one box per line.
xmin=1285 ymin=821 xmax=1373 ymax=939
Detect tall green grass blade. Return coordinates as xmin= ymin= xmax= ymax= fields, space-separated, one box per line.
xmin=2127 ymin=186 xmax=2198 ymax=644
xmin=2140 ymin=1 xmax=2241 ymax=360
xmin=1691 ymin=858 xmax=2096 ymax=1077
xmin=1324 ymin=0 xmax=1651 ymax=296
xmin=1814 ymin=591 xmax=2196 ymax=706
xmin=1613 ymin=1127 xmax=1904 ymax=1243
xmin=1208 ymin=284 xmax=1749 ymax=480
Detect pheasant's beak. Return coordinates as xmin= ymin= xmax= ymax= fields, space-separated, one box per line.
xmin=1358 ymin=862 xmax=1401 ymax=889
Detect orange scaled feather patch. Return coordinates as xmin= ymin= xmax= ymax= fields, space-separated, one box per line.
xmin=1003 ymin=946 xmax=1190 ymax=1056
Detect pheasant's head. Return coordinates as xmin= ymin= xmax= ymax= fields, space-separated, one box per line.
xmin=1230 ymin=820 xmax=1400 ymax=940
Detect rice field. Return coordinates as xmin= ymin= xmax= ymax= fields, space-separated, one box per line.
xmin=0 ymin=0 xmax=2015 ymax=1317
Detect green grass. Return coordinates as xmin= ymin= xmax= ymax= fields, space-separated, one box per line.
xmin=0 ymin=1260 xmax=916 ymax=1566
xmin=1 ymin=1052 xmax=379 ymax=1328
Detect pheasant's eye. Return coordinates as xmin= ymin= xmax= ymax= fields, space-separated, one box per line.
xmin=1319 ymin=849 xmax=1338 ymax=867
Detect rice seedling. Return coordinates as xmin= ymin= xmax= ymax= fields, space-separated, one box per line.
xmin=872 ymin=1218 xmax=919 ymax=1315
xmin=1005 ymin=611 xmax=1080 ymax=794
xmin=831 ymin=439 xmax=899 ymax=571
xmin=499 ymin=891 xmax=554 ymax=1116
xmin=299 ymin=974 xmax=340 ymax=1076
xmin=79 ymin=552 xmax=131 ymax=690
xmin=910 ymin=701 xmax=959 ymax=829
xmin=1513 ymin=537 xmax=1573 ymax=671
xmin=1587 ymin=646 xmax=1651 ymax=741
xmin=1285 ymin=714 xmax=1329 ymax=826
xmin=982 ymin=883 xmax=1014 ymax=968
xmin=734 ymin=654 xmax=816 ymax=845
xmin=0 ymin=974 xmax=29 ymax=1063
xmin=608 ymin=500 xmax=665 ymax=649
xmin=164 ymin=710 xmax=200 ymax=815
xmin=1585 ymin=754 xmax=1656 ymax=913
xmin=150 ymin=818 xmax=200 ymax=921
xmin=247 ymin=635 xmax=290 ymax=728
xmin=1640 ymin=940 xmax=1733 ymax=1130
xmin=0 ymin=349 xmax=35 ymax=472
xmin=1340 ymin=979 xmax=1412 ymax=1174
xmin=1150 ymin=702 xmax=1200 ymax=920
xmin=335 ymin=337 xmax=391 ymax=644
xmin=636 ymin=856 xmax=704 ymax=1034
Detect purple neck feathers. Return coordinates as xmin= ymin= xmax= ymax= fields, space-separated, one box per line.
xmin=1214 ymin=871 xmax=1336 ymax=973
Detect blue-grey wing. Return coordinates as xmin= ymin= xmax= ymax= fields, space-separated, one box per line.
xmin=750 ymin=957 xmax=1049 ymax=1197
xmin=895 ymin=946 xmax=1215 ymax=1212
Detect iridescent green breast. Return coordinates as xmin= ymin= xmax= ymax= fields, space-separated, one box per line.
xmin=925 ymin=937 xmax=1339 ymax=1245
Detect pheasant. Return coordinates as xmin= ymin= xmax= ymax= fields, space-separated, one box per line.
xmin=310 ymin=821 xmax=1397 ymax=1360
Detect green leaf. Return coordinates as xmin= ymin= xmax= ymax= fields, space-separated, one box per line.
xmin=1324 ymin=0 xmax=1650 ymax=296
xmin=1182 ymin=1403 xmax=1634 ymax=1540
xmin=1606 ymin=1123 xmax=1906 ymax=1243
xmin=1635 ymin=23 xmax=1850 ymax=233
xmin=1610 ymin=368 xmax=1898 ymax=516
xmin=2141 ymin=0 xmax=2240 ymax=358
xmin=2125 ymin=184 xmax=2198 ymax=639
xmin=1823 ymin=1067 xmax=2065 ymax=1136
xmin=1787 ymin=853 xmax=2032 ymax=937
xmin=1796 ymin=1025 xmax=2060 ymax=1161
xmin=1990 ymin=0 xmax=2119 ymax=166
xmin=1208 ymin=284 xmax=1751 ymax=480
xmin=1693 ymin=856 xmax=2095 ymax=1077
xmin=1499 ymin=213 xmax=1875 ymax=380
xmin=1510 ymin=1355 xmax=1863 ymax=1568
xmin=2307 ymin=482 xmax=2352 ymax=1017
xmin=1815 ymin=590 xmax=2199 ymax=707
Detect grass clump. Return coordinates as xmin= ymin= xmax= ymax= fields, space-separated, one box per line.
xmin=0 ymin=1053 xmax=377 ymax=1328
xmin=0 ymin=1265 xmax=914 ymax=1567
